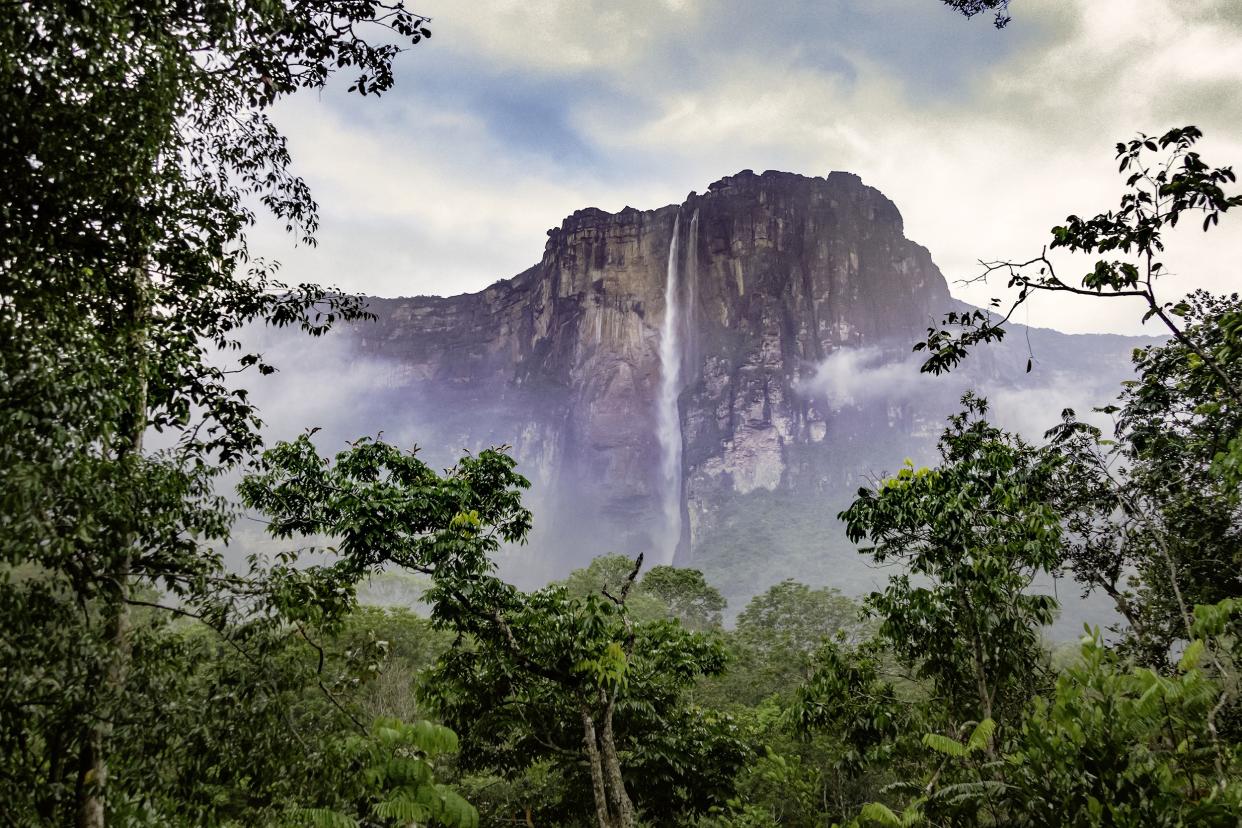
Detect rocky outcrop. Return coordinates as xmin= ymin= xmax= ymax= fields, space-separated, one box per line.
xmin=672 ymin=172 xmax=952 ymax=560
xmin=341 ymin=169 xmax=1140 ymax=608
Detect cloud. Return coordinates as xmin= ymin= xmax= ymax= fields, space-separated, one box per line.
xmin=796 ymin=342 xmax=1129 ymax=443
xmin=248 ymin=0 xmax=1242 ymax=338
xmin=796 ymin=345 xmax=935 ymax=409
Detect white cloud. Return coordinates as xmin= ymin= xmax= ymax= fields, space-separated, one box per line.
xmin=418 ymin=0 xmax=704 ymax=72
xmin=796 ymin=346 xmax=934 ymax=409
xmin=796 ymin=343 xmax=1129 ymax=442
xmin=251 ymin=0 xmax=1242 ymax=336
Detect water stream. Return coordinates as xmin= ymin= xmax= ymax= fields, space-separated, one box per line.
xmin=657 ymin=213 xmax=683 ymax=564
xmin=656 ymin=209 xmax=698 ymax=564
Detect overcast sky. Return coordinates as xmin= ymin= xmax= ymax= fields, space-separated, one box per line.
xmin=252 ymin=0 xmax=1242 ymax=336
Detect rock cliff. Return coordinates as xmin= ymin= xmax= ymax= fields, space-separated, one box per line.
xmin=335 ymin=169 xmax=1141 ymax=615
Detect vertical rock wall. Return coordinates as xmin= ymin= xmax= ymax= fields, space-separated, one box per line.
xmin=347 ymin=170 xmax=955 ymax=572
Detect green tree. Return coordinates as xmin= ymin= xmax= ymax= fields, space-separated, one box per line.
xmin=1 ymin=2 xmax=435 ymax=820
xmin=841 ymin=395 xmax=1062 ymax=728
xmin=990 ymin=623 xmax=1242 ymax=826
xmin=737 ymin=580 xmax=867 ymax=657
xmin=863 ymin=607 xmax=1242 ymax=828
xmin=640 ymin=565 xmax=727 ymax=631
xmin=1046 ymin=292 xmax=1242 ymax=665
xmin=915 ymin=128 xmax=1241 ymax=665
xmin=90 ymin=608 xmax=471 ymax=826
xmin=424 ymin=567 xmax=746 ymax=828
xmin=784 ymin=640 xmax=923 ymax=824
xmin=561 ymin=554 xmax=667 ymax=623
xmin=844 ymin=126 xmax=1242 ymax=828
xmin=240 ymin=436 xmax=748 ymax=828
xmin=694 ymin=581 xmax=866 ymax=712
xmin=561 ymin=555 xmax=727 ymax=630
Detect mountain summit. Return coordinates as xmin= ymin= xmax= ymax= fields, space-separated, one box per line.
xmin=310 ymin=170 xmax=1141 ymax=616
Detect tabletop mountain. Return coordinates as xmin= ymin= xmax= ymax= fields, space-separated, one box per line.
xmin=266 ymin=170 xmax=1145 ymax=624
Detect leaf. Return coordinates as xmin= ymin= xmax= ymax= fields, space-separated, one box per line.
xmin=372 ymin=794 xmax=429 ymax=822
xmin=858 ymin=802 xmax=904 ymax=827
xmin=287 ymin=808 xmax=358 ymax=828
xmin=922 ymin=732 xmax=966 ymax=758
xmin=966 ymin=718 xmax=995 ymax=753
xmin=1178 ymin=639 xmax=1204 ymax=672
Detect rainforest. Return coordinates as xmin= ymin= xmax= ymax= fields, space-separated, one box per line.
xmin=3 ymin=1 xmax=1241 ymax=826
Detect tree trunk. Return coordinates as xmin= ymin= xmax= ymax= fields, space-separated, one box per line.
xmin=599 ymin=696 xmax=636 ymax=828
xmin=77 ymin=269 xmax=148 ymax=827
xmin=77 ymin=576 xmax=130 ymax=828
xmin=581 ymin=707 xmax=613 ymax=828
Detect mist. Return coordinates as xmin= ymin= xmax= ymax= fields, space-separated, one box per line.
xmin=796 ymin=335 xmax=1134 ymax=446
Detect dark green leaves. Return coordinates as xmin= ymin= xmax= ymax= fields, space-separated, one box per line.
xmin=914 ymin=127 xmax=1242 ymax=400
xmin=841 ymin=394 xmax=1063 ymax=722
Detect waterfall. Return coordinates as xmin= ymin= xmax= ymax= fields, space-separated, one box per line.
xmin=686 ymin=209 xmax=699 ymax=368
xmin=657 ymin=213 xmax=683 ymax=564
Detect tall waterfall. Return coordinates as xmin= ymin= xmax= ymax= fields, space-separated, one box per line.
xmin=686 ymin=208 xmax=699 ymax=366
xmin=656 ymin=213 xmax=683 ymax=564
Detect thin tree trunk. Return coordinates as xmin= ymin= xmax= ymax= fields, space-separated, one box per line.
xmin=77 ymin=565 xmax=131 ymax=828
xmin=960 ymin=592 xmax=995 ymax=742
xmin=581 ymin=707 xmax=613 ymax=828
xmin=973 ymin=647 xmax=994 ymax=747
xmin=598 ymin=696 xmax=635 ymax=828
xmin=78 ymin=270 xmax=148 ymax=828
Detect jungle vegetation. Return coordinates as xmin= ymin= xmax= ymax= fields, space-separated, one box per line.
xmin=2 ymin=1 xmax=1240 ymax=826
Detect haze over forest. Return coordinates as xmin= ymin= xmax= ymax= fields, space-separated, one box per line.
xmin=4 ymin=2 xmax=1242 ymax=827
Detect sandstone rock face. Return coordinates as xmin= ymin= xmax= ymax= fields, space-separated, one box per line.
xmin=673 ymin=171 xmax=952 ymax=563
xmin=341 ymin=170 xmax=1139 ymax=615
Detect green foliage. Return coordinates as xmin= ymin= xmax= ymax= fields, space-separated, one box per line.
xmin=988 ymin=630 xmax=1240 ymax=826
xmin=697 ymin=748 xmax=824 ymax=828
xmin=834 ymin=126 xmax=1242 ymax=828
xmin=856 ymin=801 xmax=924 ymax=827
xmin=335 ymin=607 xmax=455 ymax=722
xmin=921 ymin=718 xmax=993 ymax=759
xmin=885 ymin=621 xmax=1242 ymax=827
xmin=841 ymin=395 xmax=1061 ymax=723
xmin=560 ymin=556 xmax=727 ymax=630
xmin=424 ymin=581 xmax=746 ymax=820
xmin=27 ymin=604 xmax=462 ymax=826
xmin=353 ymin=718 xmax=477 ymax=828
xmin=791 ymin=641 xmax=908 ymax=766
xmin=0 ymin=0 xmax=440 ymax=821
xmin=737 ymin=579 xmax=868 ymax=654
xmin=455 ymin=762 xmax=571 ymax=827
xmin=641 ymin=565 xmax=728 ymax=631
xmin=239 ymin=434 xmax=533 ymax=593
xmin=286 ymin=716 xmax=478 ymax=828
xmin=245 ymin=439 xmax=747 ymax=826
xmin=692 ymin=583 xmax=868 ymax=713
xmin=1049 ymin=292 xmax=1242 ymax=664
xmin=560 ymin=554 xmax=668 ymax=623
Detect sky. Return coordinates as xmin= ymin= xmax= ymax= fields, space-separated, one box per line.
xmin=252 ymin=0 xmax=1242 ymax=336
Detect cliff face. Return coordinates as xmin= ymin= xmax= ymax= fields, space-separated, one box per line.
xmin=350 ymin=170 xmax=960 ymax=568
xmin=336 ymin=168 xmax=1140 ymax=629
xmin=673 ymin=172 xmax=952 ymax=561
